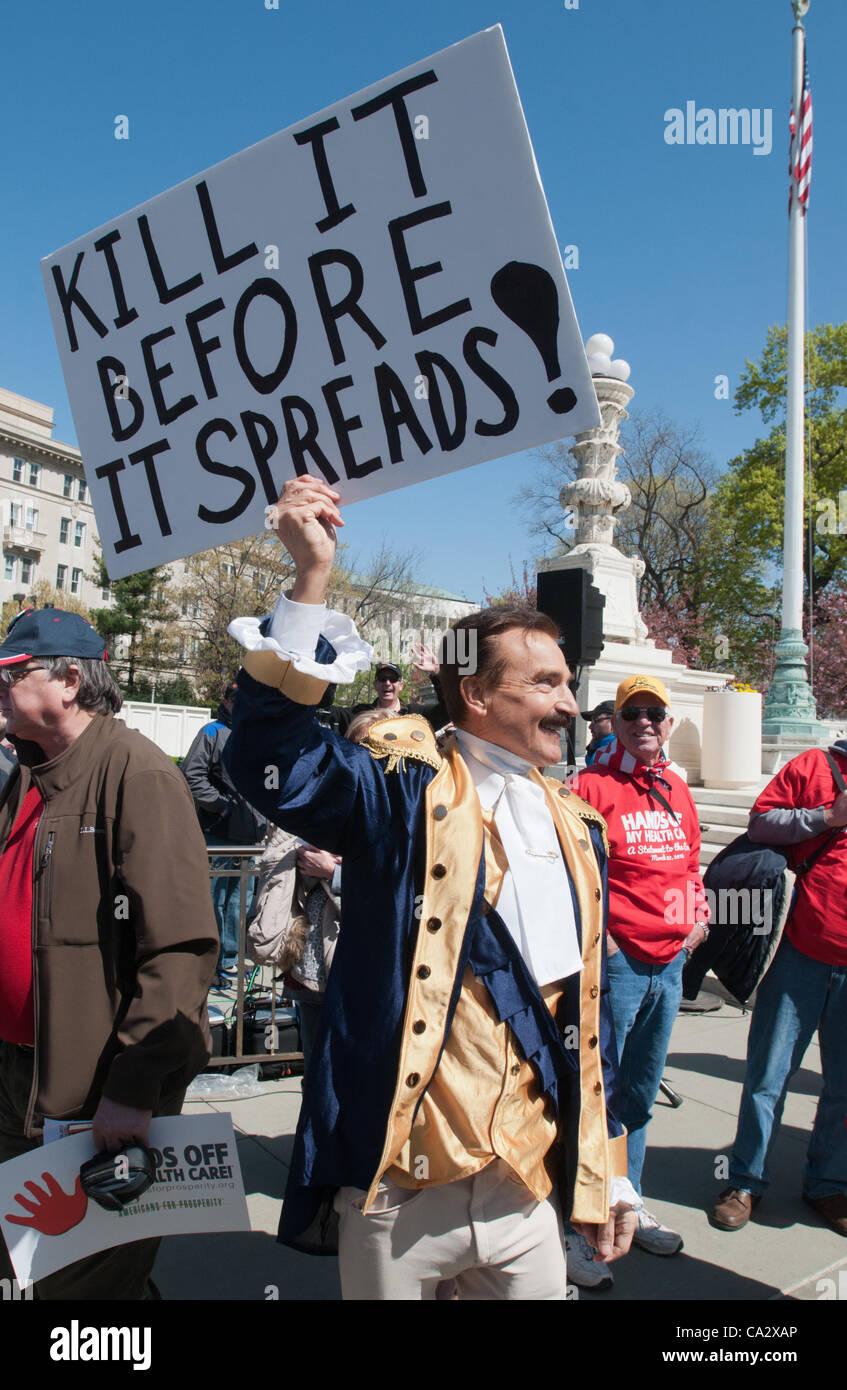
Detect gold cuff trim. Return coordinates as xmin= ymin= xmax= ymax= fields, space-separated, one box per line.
xmin=241 ymin=649 xmax=329 ymax=705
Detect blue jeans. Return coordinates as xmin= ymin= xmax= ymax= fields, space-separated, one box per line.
xmin=205 ymin=835 xmax=254 ymax=974
xmin=729 ymin=934 xmax=847 ymax=1199
xmin=606 ymin=945 xmax=685 ymax=1196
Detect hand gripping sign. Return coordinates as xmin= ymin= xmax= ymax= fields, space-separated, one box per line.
xmin=41 ymin=25 xmax=599 ymax=580
xmin=0 ymin=1114 xmax=249 ymax=1289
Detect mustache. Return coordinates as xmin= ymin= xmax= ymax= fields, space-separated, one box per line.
xmin=539 ymin=715 xmax=573 ymax=731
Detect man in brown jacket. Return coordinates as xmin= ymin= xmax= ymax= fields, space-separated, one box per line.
xmin=0 ymin=608 xmax=219 ymax=1299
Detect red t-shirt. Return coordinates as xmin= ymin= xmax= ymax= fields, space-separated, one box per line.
xmin=751 ymin=748 xmax=847 ymax=966
xmin=0 ymin=785 xmax=42 ymax=1045
xmin=574 ymin=760 xmax=706 ymax=964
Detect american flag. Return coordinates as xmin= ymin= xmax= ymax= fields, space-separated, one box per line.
xmin=789 ymin=57 xmax=813 ymax=214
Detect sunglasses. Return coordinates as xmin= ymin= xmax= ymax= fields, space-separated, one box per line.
xmin=0 ymin=664 xmax=45 ymax=688
xmin=619 ymin=705 xmax=668 ymax=723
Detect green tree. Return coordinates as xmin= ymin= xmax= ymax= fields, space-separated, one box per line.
xmin=89 ymin=554 xmax=179 ymax=697
xmin=715 ymin=322 xmax=847 ymax=605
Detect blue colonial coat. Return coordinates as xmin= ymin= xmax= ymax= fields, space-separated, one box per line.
xmin=226 ymin=640 xmax=626 ymax=1251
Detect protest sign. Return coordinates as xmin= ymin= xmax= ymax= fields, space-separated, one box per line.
xmin=0 ymin=1113 xmax=249 ymax=1288
xmin=41 ymin=24 xmax=599 ymax=580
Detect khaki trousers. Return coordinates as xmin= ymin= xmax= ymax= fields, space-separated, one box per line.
xmin=335 ymin=1158 xmax=568 ymax=1300
xmin=0 ymin=1040 xmax=184 ymax=1300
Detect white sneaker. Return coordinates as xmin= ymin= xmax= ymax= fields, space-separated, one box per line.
xmin=565 ymin=1229 xmax=614 ymax=1291
xmin=632 ymin=1205 xmax=683 ymax=1256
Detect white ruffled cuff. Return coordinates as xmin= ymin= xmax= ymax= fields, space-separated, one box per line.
xmin=610 ymin=1176 xmax=639 ymax=1209
xmin=228 ymin=594 xmax=373 ymax=685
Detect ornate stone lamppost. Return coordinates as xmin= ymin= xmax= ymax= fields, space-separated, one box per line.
xmin=539 ymin=333 xmax=647 ymax=644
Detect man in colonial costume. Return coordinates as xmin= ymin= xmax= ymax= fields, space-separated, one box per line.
xmin=225 ymin=476 xmax=635 ymax=1300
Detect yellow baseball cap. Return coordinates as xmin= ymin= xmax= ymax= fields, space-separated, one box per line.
xmin=615 ymin=674 xmax=670 ymax=712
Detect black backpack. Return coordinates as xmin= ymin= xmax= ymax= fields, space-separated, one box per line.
xmin=683 ymin=750 xmax=846 ymax=1004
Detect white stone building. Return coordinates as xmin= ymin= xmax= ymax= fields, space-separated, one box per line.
xmin=0 ymin=388 xmax=109 ymax=612
xmin=346 ymin=579 xmax=477 ymax=669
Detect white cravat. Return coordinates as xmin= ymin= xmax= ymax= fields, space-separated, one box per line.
xmin=455 ymin=730 xmax=583 ymax=986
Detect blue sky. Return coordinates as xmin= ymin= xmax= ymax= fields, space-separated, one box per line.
xmin=3 ymin=0 xmax=845 ymax=603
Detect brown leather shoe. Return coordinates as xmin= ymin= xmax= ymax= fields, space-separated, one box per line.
xmin=803 ymin=1192 xmax=847 ymax=1236
xmin=709 ymin=1187 xmax=760 ymax=1231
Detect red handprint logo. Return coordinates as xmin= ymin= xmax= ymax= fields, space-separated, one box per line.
xmin=5 ymin=1173 xmax=88 ymax=1235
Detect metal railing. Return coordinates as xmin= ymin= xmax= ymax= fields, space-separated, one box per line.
xmin=205 ymin=845 xmax=304 ymax=1072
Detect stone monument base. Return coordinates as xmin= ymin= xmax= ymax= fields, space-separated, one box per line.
xmin=571 ymin=640 xmax=732 ymax=784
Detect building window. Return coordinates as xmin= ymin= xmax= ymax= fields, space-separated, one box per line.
xmin=25 ymin=507 xmax=39 ymax=532
xmin=21 ymin=558 xmax=35 ymax=585
xmin=74 ymin=521 xmax=85 ymax=548
xmin=78 ymin=479 xmax=87 ymax=503
xmin=70 ymin=567 xmax=82 ymax=595
xmin=28 ymin=463 xmax=40 ymax=488
xmin=63 ymin=474 xmax=74 ymax=498
xmin=59 ymin=518 xmax=70 ymax=544
xmin=4 ymin=554 xmax=15 ymax=582
xmin=12 ymin=459 xmax=23 ymax=483
xmin=101 ymin=587 xmax=111 ymax=600
xmin=10 ymin=502 xmax=22 ymax=527
xmin=56 ymin=564 xmax=68 ymax=590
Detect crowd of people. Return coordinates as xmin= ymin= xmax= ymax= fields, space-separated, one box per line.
xmin=0 ymin=473 xmax=844 ymax=1300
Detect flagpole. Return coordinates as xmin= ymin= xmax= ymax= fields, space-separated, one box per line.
xmin=762 ymin=0 xmax=821 ymax=739
xmin=783 ymin=12 xmax=806 ymax=640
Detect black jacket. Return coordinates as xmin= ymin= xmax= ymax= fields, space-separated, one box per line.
xmin=181 ymin=704 xmax=268 ymax=844
xmin=331 ymin=675 xmax=448 ymax=737
xmin=683 ymin=835 xmax=792 ymax=1004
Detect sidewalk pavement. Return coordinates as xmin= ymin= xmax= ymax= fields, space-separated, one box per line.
xmin=153 ymin=990 xmax=846 ymax=1302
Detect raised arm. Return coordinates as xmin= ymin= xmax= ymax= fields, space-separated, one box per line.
xmin=225 ymin=478 xmax=390 ymax=855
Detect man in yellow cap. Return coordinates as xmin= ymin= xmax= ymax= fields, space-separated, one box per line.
xmin=571 ymin=674 xmax=709 ymax=1284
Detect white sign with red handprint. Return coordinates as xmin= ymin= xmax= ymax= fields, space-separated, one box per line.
xmin=0 ymin=1113 xmax=249 ymax=1288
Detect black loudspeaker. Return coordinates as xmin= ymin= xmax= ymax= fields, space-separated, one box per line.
xmin=536 ymin=570 xmax=605 ymax=668
xmin=243 ymin=1005 xmax=302 ymax=1078
xmin=206 ymin=1004 xmax=233 ymax=1074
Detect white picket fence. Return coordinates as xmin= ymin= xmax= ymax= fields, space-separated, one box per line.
xmin=115 ymin=701 xmax=211 ymax=759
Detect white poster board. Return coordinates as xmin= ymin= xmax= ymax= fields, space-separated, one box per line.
xmin=41 ymin=25 xmax=598 ymax=580
xmin=0 ymin=1113 xmax=249 ymax=1288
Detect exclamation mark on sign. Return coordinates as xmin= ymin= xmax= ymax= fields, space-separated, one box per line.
xmin=490 ymin=261 xmax=577 ymax=415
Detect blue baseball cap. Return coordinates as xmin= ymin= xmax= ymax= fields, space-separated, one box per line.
xmin=0 ymin=608 xmax=109 ymax=665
